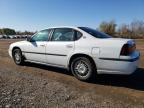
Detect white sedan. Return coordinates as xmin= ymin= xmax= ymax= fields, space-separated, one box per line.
xmin=8 ymin=27 xmax=140 ymax=81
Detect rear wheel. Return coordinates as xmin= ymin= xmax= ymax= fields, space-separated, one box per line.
xmin=12 ymin=48 xmax=24 ymax=65
xmin=70 ymin=57 xmax=96 ymax=81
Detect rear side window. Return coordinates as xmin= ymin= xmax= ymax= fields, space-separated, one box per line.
xmin=78 ymin=27 xmax=111 ymax=38
xmin=51 ymin=28 xmax=74 ymax=41
xmin=75 ymin=31 xmax=82 ymax=40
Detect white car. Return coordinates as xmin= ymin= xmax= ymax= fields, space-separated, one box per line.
xmin=8 ymin=27 xmax=140 ymax=81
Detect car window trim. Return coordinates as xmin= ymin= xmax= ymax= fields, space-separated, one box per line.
xmin=30 ymin=29 xmax=51 ymax=42
xmin=50 ymin=28 xmax=75 ymax=42
xmin=74 ymin=30 xmax=83 ymax=41
xmin=48 ymin=28 xmax=55 ymax=41
xmin=49 ymin=28 xmax=83 ymax=42
xmin=47 ymin=29 xmax=54 ymax=41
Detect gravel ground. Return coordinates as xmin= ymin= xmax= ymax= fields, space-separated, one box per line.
xmin=0 ymin=39 xmax=144 ymax=108
xmin=0 ymin=66 xmax=122 ymax=108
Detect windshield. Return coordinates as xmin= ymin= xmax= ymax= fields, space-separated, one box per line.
xmin=78 ymin=27 xmax=111 ymax=38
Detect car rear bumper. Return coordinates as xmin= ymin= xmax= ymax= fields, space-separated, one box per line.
xmin=96 ymin=51 xmax=140 ymax=75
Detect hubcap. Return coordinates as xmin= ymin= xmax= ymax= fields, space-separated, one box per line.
xmin=74 ymin=61 xmax=89 ymax=76
xmin=14 ymin=51 xmax=20 ymax=61
xmin=77 ymin=63 xmax=86 ymax=74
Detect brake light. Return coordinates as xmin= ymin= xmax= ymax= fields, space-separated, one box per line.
xmin=120 ymin=44 xmax=129 ymax=56
xmin=120 ymin=44 xmax=136 ymax=56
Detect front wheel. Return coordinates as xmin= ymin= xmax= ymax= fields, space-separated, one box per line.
xmin=12 ymin=48 xmax=24 ymax=65
xmin=70 ymin=57 xmax=96 ymax=81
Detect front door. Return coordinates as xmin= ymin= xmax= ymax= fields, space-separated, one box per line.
xmin=23 ymin=30 xmax=50 ymax=63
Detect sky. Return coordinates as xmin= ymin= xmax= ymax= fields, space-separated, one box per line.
xmin=0 ymin=0 xmax=144 ymax=31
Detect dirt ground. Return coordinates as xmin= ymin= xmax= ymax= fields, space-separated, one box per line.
xmin=0 ymin=39 xmax=144 ymax=108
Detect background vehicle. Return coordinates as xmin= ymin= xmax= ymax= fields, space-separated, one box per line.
xmin=0 ymin=35 xmax=3 ymax=39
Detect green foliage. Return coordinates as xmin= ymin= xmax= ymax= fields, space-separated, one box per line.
xmin=0 ymin=28 xmax=16 ymax=35
xmin=0 ymin=28 xmax=34 ymax=35
xmin=16 ymin=30 xmax=35 ymax=35
xmin=0 ymin=29 xmax=2 ymax=34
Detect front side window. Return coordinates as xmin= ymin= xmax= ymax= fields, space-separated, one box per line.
xmin=51 ymin=28 xmax=74 ymax=41
xmin=31 ymin=30 xmax=50 ymax=42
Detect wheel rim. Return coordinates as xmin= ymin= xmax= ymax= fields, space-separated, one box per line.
xmin=74 ymin=60 xmax=89 ymax=77
xmin=14 ymin=50 xmax=21 ymax=62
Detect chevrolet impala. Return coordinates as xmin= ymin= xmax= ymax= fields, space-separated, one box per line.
xmin=8 ymin=27 xmax=140 ymax=81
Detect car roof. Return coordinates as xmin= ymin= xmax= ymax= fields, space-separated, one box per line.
xmin=51 ymin=26 xmax=77 ymax=28
xmin=43 ymin=26 xmax=80 ymax=30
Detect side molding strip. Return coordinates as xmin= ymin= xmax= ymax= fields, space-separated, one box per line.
xmin=22 ymin=51 xmax=67 ymax=56
xmin=99 ymin=56 xmax=139 ymax=62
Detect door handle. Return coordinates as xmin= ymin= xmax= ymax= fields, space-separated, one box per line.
xmin=66 ymin=44 xmax=73 ymax=48
xmin=40 ymin=45 xmax=45 ymax=47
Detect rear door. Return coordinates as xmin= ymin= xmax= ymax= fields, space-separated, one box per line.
xmin=45 ymin=28 xmax=75 ymax=67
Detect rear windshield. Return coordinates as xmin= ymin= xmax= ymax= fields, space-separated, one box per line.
xmin=78 ymin=27 xmax=111 ymax=38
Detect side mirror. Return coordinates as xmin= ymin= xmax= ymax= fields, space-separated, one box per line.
xmin=26 ymin=36 xmax=31 ymax=42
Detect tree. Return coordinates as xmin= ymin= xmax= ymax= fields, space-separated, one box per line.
xmin=118 ymin=24 xmax=132 ymax=38
xmin=99 ymin=20 xmax=116 ymax=36
xmin=2 ymin=28 xmax=16 ymax=35
xmin=0 ymin=29 xmax=2 ymax=35
xmin=0 ymin=27 xmax=35 ymax=36
xmin=16 ymin=30 xmax=35 ymax=35
xmin=130 ymin=20 xmax=144 ymax=38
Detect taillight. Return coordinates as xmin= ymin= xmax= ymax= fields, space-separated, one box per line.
xmin=120 ymin=44 xmax=136 ymax=56
xmin=120 ymin=44 xmax=129 ymax=56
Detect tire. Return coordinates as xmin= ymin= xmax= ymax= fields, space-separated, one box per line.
xmin=12 ymin=48 xmax=24 ymax=65
xmin=70 ymin=57 xmax=96 ymax=81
